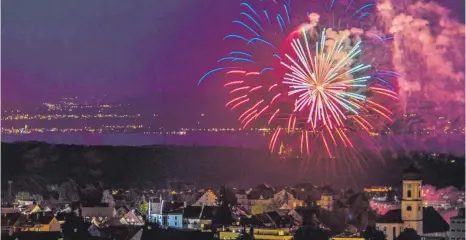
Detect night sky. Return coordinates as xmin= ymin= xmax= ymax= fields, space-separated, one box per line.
xmin=2 ymin=0 xmax=242 ymax=117
xmin=2 ymin=0 xmax=465 ymax=151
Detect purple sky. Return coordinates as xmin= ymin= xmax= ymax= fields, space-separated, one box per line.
xmin=2 ymin=0 xmax=462 ymax=108
xmin=2 ymin=0 xmax=243 ymax=114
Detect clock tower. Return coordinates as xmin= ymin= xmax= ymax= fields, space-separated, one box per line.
xmin=401 ymin=164 xmax=423 ymax=235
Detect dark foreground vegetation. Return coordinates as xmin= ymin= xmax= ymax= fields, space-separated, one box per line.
xmin=1 ymin=141 xmax=464 ymax=194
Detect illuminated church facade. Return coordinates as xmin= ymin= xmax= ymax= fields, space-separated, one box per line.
xmin=375 ymin=165 xmax=449 ymax=240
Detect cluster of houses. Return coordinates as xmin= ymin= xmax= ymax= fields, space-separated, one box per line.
xmin=1 ymin=201 xmax=145 ymax=237
xmin=1 ymin=166 xmax=460 ymax=240
xmin=0 ymin=182 xmax=338 ymax=239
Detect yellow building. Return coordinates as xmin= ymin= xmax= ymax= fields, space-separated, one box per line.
xmin=15 ymin=215 xmax=61 ymax=232
xmin=317 ymin=191 xmax=333 ymax=211
xmin=375 ymin=165 xmax=449 ymax=240
xmin=219 ymin=227 xmax=293 ymax=240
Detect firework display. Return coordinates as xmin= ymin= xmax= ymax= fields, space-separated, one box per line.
xmin=199 ymin=0 xmax=399 ymax=158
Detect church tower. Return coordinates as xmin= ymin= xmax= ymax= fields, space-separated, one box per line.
xmin=401 ymin=164 xmax=423 ymax=235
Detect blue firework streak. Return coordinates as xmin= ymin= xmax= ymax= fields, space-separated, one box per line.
xmin=198 ymin=0 xmax=296 ymax=85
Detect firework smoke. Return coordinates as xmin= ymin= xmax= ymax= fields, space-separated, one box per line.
xmin=377 ymin=0 xmax=465 ymax=127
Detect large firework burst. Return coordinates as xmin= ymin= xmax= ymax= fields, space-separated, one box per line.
xmin=199 ymin=0 xmax=399 ymax=161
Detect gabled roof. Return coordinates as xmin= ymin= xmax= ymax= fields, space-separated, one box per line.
xmin=157 ymin=201 xmax=183 ymax=215
xmin=182 ymin=206 xmax=202 ymax=219
xmin=376 ymin=209 xmax=403 ymax=223
xmin=233 ymin=189 xmax=247 ymax=195
xmin=81 ymin=207 xmax=115 ymax=218
xmin=115 ymin=206 xmax=129 ymax=218
xmin=248 ymin=187 xmax=275 ymax=200
xmin=254 ymin=183 xmax=274 ymax=191
xmin=293 ymin=182 xmax=316 ymax=190
xmin=240 ymin=215 xmax=265 ymax=227
xmin=376 ymin=207 xmax=450 ymax=233
xmin=13 ymin=214 xmax=56 ymax=228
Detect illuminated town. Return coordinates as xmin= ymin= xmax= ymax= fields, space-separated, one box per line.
xmin=2 ymin=97 xmax=465 ymax=136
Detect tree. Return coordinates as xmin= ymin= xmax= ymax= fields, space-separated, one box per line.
xmin=396 ymin=228 xmax=421 ymax=240
xmin=80 ymin=184 xmax=102 ymax=205
xmin=137 ymin=200 xmax=149 ymax=217
xmin=58 ymin=180 xmax=80 ymax=202
xmin=212 ymin=186 xmax=234 ymax=226
xmin=293 ymin=226 xmax=330 ymax=240
xmin=223 ymin=187 xmax=238 ymax=206
xmin=101 ymin=190 xmax=115 ymax=207
xmin=251 ymin=205 xmax=266 ymax=215
xmin=361 ymin=226 xmax=386 ymax=240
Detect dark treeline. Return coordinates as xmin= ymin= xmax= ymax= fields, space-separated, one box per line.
xmin=1 ymin=141 xmax=464 ymax=195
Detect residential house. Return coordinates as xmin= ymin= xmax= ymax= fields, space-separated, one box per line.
xmin=20 ymin=205 xmax=42 ymax=215
xmin=167 ymin=208 xmax=184 ymax=228
xmin=166 ymin=205 xmax=217 ymax=230
xmin=81 ymin=206 xmax=116 ymax=222
xmin=274 ymin=189 xmax=304 ymax=210
xmin=448 ymin=207 xmax=465 ymax=240
xmin=234 ymin=189 xmax=248 ymax=207
xmin=148 ymin=200 xmax=183 ymax=227
xmin=292 ymin=182 xmax=320 ymax=208
xmin=180 ymin=206 xmax=203 ymax=229
xmin=120 ymin=210 xmax=145 ymax=226
xmin=317 ymin=191 xmax=334 ymax=211
xmin=247 ymin=184 xmax=275 ymax=212
xmin=13 ymin=213 xmax=61 ymax=232
xmin=192 ymin=190 xmax=218 ymax=207
xmin=88 ymin=223 xmax=104 ymax=238
xmin=197 ymin=206 xmax=216 ymax=230
xmin=115 ymin=206 xmax=129 ymax=219
xmin=90 ymin=226 xmax=143 ymax=240
xmin=376 ymin=165 xmax=450 ymax=240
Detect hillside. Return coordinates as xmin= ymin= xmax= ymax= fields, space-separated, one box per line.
xmin=1 ymin=142 xmax=464 ymax=195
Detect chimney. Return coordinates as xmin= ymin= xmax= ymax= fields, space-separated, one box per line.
xmin=184 ymin=201 xmax=187 ymax=208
